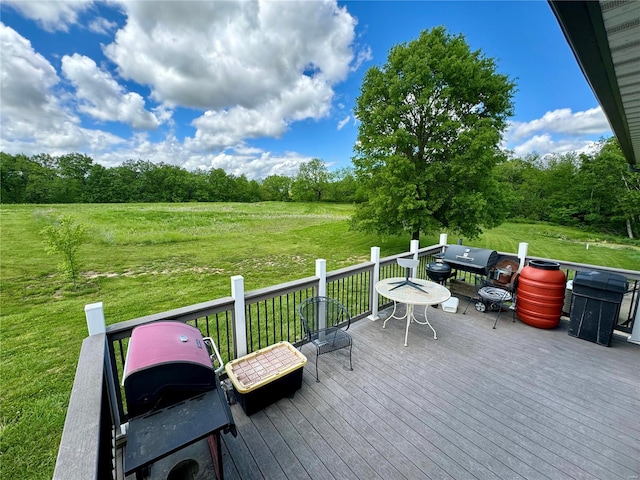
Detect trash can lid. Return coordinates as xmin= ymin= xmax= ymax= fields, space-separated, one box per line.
xmin=573 ymin=270 xmax=628 ymax=293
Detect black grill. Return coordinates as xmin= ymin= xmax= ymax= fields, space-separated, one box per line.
xmin=442 ymin=245 xmax=499 ymax=275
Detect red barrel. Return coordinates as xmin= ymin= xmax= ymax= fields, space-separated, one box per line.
xmin=516 ymin=260 xmax=566 ymax=329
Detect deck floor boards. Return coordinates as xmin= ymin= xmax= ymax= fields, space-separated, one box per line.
xmin=218 ymin=305 xmax=640 ymax=480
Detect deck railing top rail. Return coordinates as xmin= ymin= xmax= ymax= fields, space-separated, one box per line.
xmin=106 ymin=296 xmax=236 ymax=340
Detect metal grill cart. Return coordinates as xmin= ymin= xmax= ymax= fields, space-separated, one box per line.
xmin=123 ymin=321 xmax=236 ymax=480
xmin=443 ymin=246 xmax=520 ymax=328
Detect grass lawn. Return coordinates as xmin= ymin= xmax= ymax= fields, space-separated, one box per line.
xmin=1 ymin=202 xmax=638 ymax=480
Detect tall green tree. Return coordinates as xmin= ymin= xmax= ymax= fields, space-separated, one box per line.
xmin=326 ymin=167 xmax=357 ymax=202
xmin=1 ymin=153 xmax=29 ymax=203
xmin=84 ymin=163 xmax=117 ymax=202
xmin=540 ymin=154 xmax=581 ymax=225
xmin=352 ymin=27 xmax=515 ymax=240
xmin=25 ymin=154 xmax=65 ymax=203
xmin=57 ymin=153 xmax=94 ymax=202
xmin=231 ymin=174 xmax=262 ymax=202
xmin=261 ymin=175 xmax=293 ymax=201
xmin=208 ymin=168 xmax=234 ymax=201
xmin=291 ymin=158 xmax=329 ymax=201
xmin=493 ymin=156 xmax=542 ymax=220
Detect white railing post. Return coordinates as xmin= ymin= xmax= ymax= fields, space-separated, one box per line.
xmin=231 ymin=275 xmax=247 ymax=358
xmin=316 ymin=259 xmax=327 ymax=334
xmin=410 ymin=239 xmax=420 ymax=277
xmin=518 ymin=242 xmax=529 ymax=269
xmin=85 ymin=302 xmax=106 ymax=336
xmin=84 ymin=302 xmax=122 ymax=435
xmin=316 ymin=259 xmax=327 ymax=298
xmin=369 ymin=246 xmax=381 ymax=321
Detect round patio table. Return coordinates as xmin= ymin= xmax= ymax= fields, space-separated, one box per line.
xmin=376 ymin=277 xmax=451 ymax=346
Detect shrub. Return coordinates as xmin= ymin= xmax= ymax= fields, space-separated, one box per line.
xmin=41 ymin=215 xmax=87 ymax=288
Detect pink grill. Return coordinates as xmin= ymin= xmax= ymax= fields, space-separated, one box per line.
xmin=123 ymin=321 xmax=216 ymax=418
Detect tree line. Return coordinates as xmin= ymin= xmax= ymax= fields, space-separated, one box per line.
xmin=1 ymin=138 xmax=639 ymax=239
xmin=0 ymin=154 xmax=356 ymax=204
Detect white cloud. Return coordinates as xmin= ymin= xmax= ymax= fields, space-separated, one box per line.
xmin=104 ymin=0 xmax=356 ymax=145
xmin=0 ymin=24 xmax=124 ymax=156
xmin=199 ymin=149 xmax=310 ymax=179
xmin=88 ymin=16 xmax=118 ymax=35
xmin=504 ymin=107 xmax=612 ymax=159
xmin=61 ymin=53 xmax=162 ymax=129
xmin=2 ymin=0 xmax=93 ymax=32
xmin=187 ymin=108 xmax=286 ymax=151
xmin=184 ymin=73 xmax=333 ymax=151
xmin=351 ymin=45 xmax=372 ymax=72
xmin=510 ymin=134 xmax=601 ymax=159
xmin=0 ymin=24 xmax=59 ymax=116
xmin=337 ymin=115 xmax=351 ymax=130
xmin=507 ymin=107 xmax=610 ymax=142
xmin=89 ymin=136 xmax=309 ymax=179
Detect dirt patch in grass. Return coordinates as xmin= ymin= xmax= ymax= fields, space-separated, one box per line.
xmin=236 ymin=254 xmax=310 ymax=270
xmin=83 ymin=265 xmax=226 ymax=279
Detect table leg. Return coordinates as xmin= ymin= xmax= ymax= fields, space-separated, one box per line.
xmin=404 ymin=304 xmax=413 ymax=346
xmin=423 ymin=305 xmax=437 ymax=339
xmin=383 ymin=301 xmax=407 ymax=329
xmin=383 ymin=301 xmax=438 ymax=346
xmin=404 ymin=305 xmax=438 ymax=340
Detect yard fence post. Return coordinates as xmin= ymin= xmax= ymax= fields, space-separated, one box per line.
xmin=231 ymin=275 xmax=247 ymax=358
xmin=84 ymin=302 xmax=122 ymax=435
xmin=369 ymin=246 xmax=380 ymax=321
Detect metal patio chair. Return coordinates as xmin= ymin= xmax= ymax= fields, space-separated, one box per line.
xmin=298 ymin=296 xmax=353 ymax=382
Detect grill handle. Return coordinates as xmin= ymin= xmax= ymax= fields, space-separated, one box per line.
xmin=203 ymin=337 xmax=224 ymax=375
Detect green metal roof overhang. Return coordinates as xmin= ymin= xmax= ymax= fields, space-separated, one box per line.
xmin=549 ymin=0 xmax=640 ymax=169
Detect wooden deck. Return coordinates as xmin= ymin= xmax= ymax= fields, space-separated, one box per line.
xmin=217 ymin=305 xmax=640 ymax=480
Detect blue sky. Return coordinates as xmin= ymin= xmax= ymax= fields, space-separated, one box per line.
xmin=0 ymin=1 xmax=612 ymax=179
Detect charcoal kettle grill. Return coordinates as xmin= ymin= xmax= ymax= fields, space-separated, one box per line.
xmin=426 ymin=260 xmax=453 ymax=284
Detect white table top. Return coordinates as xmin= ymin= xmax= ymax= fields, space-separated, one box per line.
xmin=376 ymin=277 xmax=451 ymax=306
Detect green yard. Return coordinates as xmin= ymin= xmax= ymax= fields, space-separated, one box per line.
xmin=1 ymin=202 xmax=638 ymax=479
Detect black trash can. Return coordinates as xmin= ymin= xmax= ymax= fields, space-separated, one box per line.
xmin=568 ymin=270 xmax=628 ymax=346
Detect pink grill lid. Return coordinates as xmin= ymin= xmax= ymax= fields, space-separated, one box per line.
xmin=123 ymin=321 xmax=213 ymax=380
